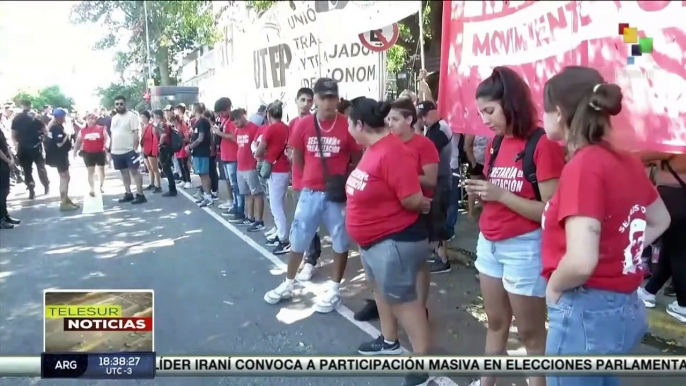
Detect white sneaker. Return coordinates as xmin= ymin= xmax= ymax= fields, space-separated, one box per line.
xmin=264 ymin=281 xmax=293 ymax=305
xmin=666 ymin=301 xmax=686 ymax=323
xmin=296 ymin=263 xmax=315 ymax=282
xmin=637 ymin=287 xmax=656 ymax=308
xmin=264 ymin=227 xmax=277 ymax=238
xmin=218 ymin=202 xmax=232 ymax=210
xmin=184 ymin=182 xmax=192 ymax=189
xmin=314 ymin=288 xmax=341 ymax=313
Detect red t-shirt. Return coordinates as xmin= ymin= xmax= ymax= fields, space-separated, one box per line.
xmin=81 ymin=125 xmax=106 ymax=153
xmin=541 ymin=145 xmax=659 ymax=293
xmin=141 ymin=123 xmax=158 ymax=156
xmin=288 ymin=115 xmax=309 ymax=190
xmin=290 ymin=113 xmax=361 ymax=191
xmin=403 ymin=134 xmax=439 ymax=198
xmin=236 ymin=122 xmax=258 ymax=171
xmin=175 ymin=121 xmax=190 ymax=158
xmin=263 ymin=121 xmax=290 ymax=173
xmin=479 ymin=134 xmax=565 ymax=241
xmin=346 ymin=134 xmax=421 ymax=246
xmin=220 ymin=118 xmax=238 ymax=162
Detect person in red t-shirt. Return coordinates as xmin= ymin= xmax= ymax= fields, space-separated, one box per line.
xmin=287 ymin=87 xmax=322 ymax=281
xmin=255 ymin=102 xmax=292 ymax=254
xmin=464 ymin=67 xmax=565 ymax=386
xmin=74 ymin=112 xmax=108 ymax=196
xmin=264 ymin=78 xmax=363 ymax=313
xmin=540 ymin=67 xmax=670 ymax=386
xmin=213 ymin=97 xmax=242 ymax=216
xmin=174 ymin=114 xmax=192 ymax=188
xmin=345 ymin=97 xmax=431 ymax=385
xmin=228 ymin=108 xmax=265 ymax=230
xmin=140 ymin=111 xmax=161 ymax=192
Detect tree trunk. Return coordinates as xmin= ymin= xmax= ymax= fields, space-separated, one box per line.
xmin=157 ymin=46 xmax=172 ymax=86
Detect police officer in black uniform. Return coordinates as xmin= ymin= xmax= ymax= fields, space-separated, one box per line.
xmin=11 ymin=100 xmax=50 ymax=199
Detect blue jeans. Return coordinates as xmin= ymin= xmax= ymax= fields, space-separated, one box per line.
xmin=223 ymin=161 xmax=244 ymax=214
xmin=293 ymin=189 xmax=321 ymax=263
xmin=546 ymin=287 xmax=647 ymax=386
xmin=290 ymin=189 xmax=349 ymax=254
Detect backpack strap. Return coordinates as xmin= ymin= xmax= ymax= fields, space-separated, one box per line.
xmin=487 ymin=135 xmax=504 ymax=179
xmin=521 ymin=128 xmax=546 ymax=201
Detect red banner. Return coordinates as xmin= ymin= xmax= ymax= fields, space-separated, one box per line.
xmin=438 ymin=1 xmax=686 ymax=154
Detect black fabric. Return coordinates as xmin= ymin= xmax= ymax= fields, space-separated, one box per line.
xmin=159 ymin=147 xmax=177 ymax=193
xmin=11 ymin=111 xmax=43 ymax=150
xmin=468 ymin=162 xmax=484 ymax=177
xmin=0 ymin=163 xmax=9 ymax=218
xmin=46 ymin=124 xmax=70 ymax=169
xmin=191 ymin=118 xmax=212 ymax=157
xmin=17 ymin=146 xmax=49 ymax=189
xmin=359 ymin=217 xmax=428 ymax=250
xmin=0 ymin=129 xmax=8 ymax=154
xmin=313 ymin=117 xmax=346 ymax=202
xmin=178 ymin=156 xmax=191 ymax=183
xmin=644 ymin=186 xmax=686 ymax=306
xmin=83 ymin=151 xmax=106 ymax=167
xmin=209 ymin=155 xmax=219 ymax=192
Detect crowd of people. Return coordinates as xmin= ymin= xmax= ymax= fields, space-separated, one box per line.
xmin=1 ymin=64 xmax=685 ymax=386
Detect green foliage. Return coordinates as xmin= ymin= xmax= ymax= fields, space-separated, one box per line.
xmin=70 ymin=0 xmax=222 ymax=85
xmin=12 ymin=86 xmax=75 ymax=111
xmin=96 ymin=79 xmax=147 ymax=112
xmin=387 ymin=2 xmax=434 ymax=74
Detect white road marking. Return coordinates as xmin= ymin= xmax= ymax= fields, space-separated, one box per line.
xmin=177 ymin=189 xmax=460 ymax=386
xmin=81 ymin=192 xmax=104 ymax=214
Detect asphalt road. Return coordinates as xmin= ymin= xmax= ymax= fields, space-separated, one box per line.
xmin=0 ymin=162 xmax=684 ymax=386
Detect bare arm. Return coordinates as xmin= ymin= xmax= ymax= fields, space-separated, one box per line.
xmin=255 ymin=139 xmax=268 ymax=158
xmin=419 ymin=163 xmax=438 ymax=190
xmin=498 ymin=178 xmax=558 ymax=222
xmin=189 ymin=132 xmax=205 ymax=150
xmin=547 ymin=216 xmax=602 ymax=292
xmin=400 ymin=191 xmax=430 ymax=213
xmin=213 ymin=126 xmax=235 ymax=140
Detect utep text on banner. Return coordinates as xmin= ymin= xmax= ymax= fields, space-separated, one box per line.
xmin=246 ymin=0 xmax=420 ymax=119
xmin=438 ymin=0 xmax=686 ymax=154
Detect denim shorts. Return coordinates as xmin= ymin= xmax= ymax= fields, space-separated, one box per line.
xmin=475 ymin=229 xmax=546 ymax=297
xmin=223 ymin=161 xmax=238 ymax=187
xmin=289 ymin=189 xmax=349 ymax=254
xmin=192 ymin=156 xmax=210 ymax=175
xmin=546 ymin=287 xmax=647 ymax=386
xmin=361 ymin=238 xmax=428 ymax=304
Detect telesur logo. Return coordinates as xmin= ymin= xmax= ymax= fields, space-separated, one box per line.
xmin=616 ymin=23 xmax=656 ymax=80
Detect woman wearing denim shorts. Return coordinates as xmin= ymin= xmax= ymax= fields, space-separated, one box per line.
xmin=540 ymin=66 xmax=671 ymax=386
xmin=465 ymin=67 xmax=566 ymax=386
xmin=345 ymin=97 xmax=432 ymax=386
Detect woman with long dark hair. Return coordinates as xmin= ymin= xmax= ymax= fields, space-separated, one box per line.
xmin=346 ymin=97 xmax=431 ymax=386
xmin=541 ymin=66 xmax=671 ymax=385
xmin=140 ymin=111 xmax=161 ymax=192
xmin=465 ymin=67 xmax=566 ymax=386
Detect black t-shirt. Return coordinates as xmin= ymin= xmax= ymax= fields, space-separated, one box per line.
xmin=191 ymin=118 xmax=212 ymax=157
xmin=49 ymin=125 xmax=70 ymax=155
xmin=11 ymin=111 xmax=43 ymax=149
xmin=0 ymin=129 xmax=8 ymax=155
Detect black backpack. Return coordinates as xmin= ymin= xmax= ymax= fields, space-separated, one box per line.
xmin=487 ymin=128 xmax=546 ymax=201
xmin=168 ymin=128 xmax=184 ymax=153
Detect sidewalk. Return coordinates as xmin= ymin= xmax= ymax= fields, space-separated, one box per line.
xmin=198 ymin=181 xmax=686 ymax=353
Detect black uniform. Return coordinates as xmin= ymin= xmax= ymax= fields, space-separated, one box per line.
xmin=0 ymin=129 xmax=11 ymax=220
xmin=10 ymin=110 xmax=49 ymax=192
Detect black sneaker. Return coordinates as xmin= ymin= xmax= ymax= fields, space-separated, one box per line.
xmin=0 ymin=221 xmax=14 ymax=230
xmin=145 ymin=184 xmax=155 ymax=191
xmin=265 ymin=235 xmax=280 ymax=247
xmin=429 ymin=258 xmax=451 ymax=274
xmin=153 ymin=187 xmax=162 ymax=193
xmin=228 ymin=214 xmax=245 ymax=223
xmin=118 ymin=192 xmax=134 ymax=203
xmin=4 ymin=216 xmax=20 ymax=225
xmin=211 ymin=192 xmax=219 ymax=200
xmin=131 ymin=194 xmax=147 ymax=204
xmin=354 ymin=300 xmax=379 ymax=322
xmin=28 ymin=186 xmax=35 ymax=200
xmin=272 ymin=241 xmax=291 ymax=255
xmin=248 ymin=222 xmax=265 ymax=232
xmin=198 ymin=198 xmax=213 ymax=207
xmin=403 ymin=373 xmax=430 ymax=386
xmin=239 ymin=218 xmax=255 ymax=226
xmin=162 ymin=191 xmax=177 ymax=197
xmin=665 ymin=284 xmax=676 ymax=297
xmin=357 ymin=336 xmax=402 ymax=355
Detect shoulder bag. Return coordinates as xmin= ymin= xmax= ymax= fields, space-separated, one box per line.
xmin=314 ymin=117 xmax=347 ymax=203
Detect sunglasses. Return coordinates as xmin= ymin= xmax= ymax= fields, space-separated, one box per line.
xmin=115 ymin=103 xmax=124 ymax=106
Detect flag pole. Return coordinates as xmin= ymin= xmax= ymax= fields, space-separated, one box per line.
xmin=418 ymin=2 xmax=426 ymax=70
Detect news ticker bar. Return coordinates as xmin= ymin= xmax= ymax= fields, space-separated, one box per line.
xmin=1 ymin=355 xmax=686 ymax=378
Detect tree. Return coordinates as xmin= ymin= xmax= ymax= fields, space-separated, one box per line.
xmin=12 ymin=86 xmax=76 ymax=111
xmin=70 ymin=1 xmax=222 ymax=86
xmin=97 ymin=78 xmax=147 ymax=112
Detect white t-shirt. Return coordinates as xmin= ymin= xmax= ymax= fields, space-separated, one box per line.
xmin=110 ymin=111 xmax=140 ymax=155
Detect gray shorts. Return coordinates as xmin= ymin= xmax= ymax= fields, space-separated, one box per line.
xmin=237 ymin=170 xmax=263 ymax=195
xmin=360 ymin=238 xmax=429 ymax=304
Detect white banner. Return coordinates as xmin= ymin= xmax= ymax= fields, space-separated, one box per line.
xmin=246 ymin=0 xmax=395 ymax=120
